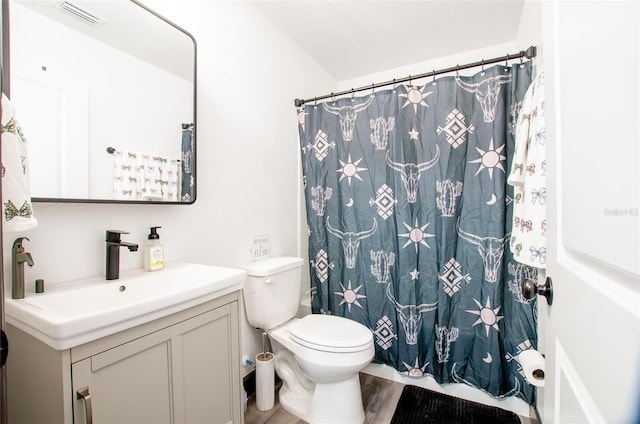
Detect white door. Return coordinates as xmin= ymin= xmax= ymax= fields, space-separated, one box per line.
xmin=11 ymin=63 xmax=89 ymax=199
xmin=541 ymin=1 xmax=640 ymax=423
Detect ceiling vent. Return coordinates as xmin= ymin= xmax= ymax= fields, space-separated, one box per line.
xmin=53 ymin=1 xmax=106 ymax=26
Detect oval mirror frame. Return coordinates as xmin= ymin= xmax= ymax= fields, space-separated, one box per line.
xmin=1 ymin=0 xmax=197 ymax=204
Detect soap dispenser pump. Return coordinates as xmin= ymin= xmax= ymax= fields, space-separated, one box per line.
xmin=144 ymin=226 xmax=164 ymax=271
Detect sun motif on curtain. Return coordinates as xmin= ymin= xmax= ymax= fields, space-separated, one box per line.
xmin=470 ymin=138 xmax=507 ymax=179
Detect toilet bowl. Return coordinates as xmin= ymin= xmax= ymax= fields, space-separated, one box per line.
xmin=242 ymin=257 xmax=375 ymax=424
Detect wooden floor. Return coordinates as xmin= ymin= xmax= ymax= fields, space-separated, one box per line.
xmin=244 ymin=373 xmax=536 ymax=424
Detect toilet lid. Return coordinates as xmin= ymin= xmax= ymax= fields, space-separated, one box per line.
xmin=288 ymin=314 xmax=372 ymax=353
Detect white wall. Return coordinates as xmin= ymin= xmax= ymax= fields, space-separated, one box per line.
xmin=338 ymin=41 xmax=517 ymax=92
xmin=3 ymin=0 xmax=336 ymax=378
xmin=336 ymin=0 xmax=543 ymax=103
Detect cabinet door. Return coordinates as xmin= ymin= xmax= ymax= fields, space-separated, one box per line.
xmin=72 ymin=302 xmax=241 ymax=424
xmin=72 ymin=333 xmax=173 ymax=423
xmin=172 ymin=303 xmax=241 ymax=424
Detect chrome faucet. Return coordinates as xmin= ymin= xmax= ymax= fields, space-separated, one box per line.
xmin=12 ymin=237 xmax=34 ymax=299
xmin=106 ymin=230 xmax=139 ymax=280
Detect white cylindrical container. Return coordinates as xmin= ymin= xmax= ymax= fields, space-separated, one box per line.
xmin=255 ymin=352 xmax=275 ymax=411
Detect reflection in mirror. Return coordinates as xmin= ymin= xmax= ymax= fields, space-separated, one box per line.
xmin=3 ymin=0 xmax=196 ymax=203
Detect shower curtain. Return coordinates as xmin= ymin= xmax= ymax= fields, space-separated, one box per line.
xmin=181 ymin=123 xmax=195 ymax=202
xmin=298 ymin=62 xmax=538 ymax=405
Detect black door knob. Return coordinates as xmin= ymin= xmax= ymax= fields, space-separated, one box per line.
xmin=0 ymin=330 xmax=8 ymax=367
xmin=521 ymin=276 xmax=553 ymax=306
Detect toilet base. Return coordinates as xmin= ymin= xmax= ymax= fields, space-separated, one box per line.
xmin=278 ymin=383 xmax=313 ymax=422
xmin=309 ymin=375 xmax=365 ymax=424
xmin=279 ymin=374 xmax=365 ymax=424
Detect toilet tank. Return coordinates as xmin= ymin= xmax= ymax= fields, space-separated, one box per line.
xmin=242 ymin=256 xmax=304 ymax=330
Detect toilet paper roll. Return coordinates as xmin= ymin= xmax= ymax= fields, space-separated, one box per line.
xmin=255 ymin=352 xmax=275 ymax=411
xmin=518 ymin=349 xmax=545 ymax=387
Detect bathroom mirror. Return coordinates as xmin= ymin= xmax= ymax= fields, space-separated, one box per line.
xmin=1 ymin=0 xmax=197 ymax=203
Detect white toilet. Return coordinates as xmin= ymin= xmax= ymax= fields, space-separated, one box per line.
xmin=242 ymin=256 xmax=375 ymax=424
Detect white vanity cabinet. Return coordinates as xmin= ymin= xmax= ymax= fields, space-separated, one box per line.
xmin=7 ymin=292 xmax=242 ymax=424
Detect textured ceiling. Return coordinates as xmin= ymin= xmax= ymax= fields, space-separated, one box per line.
xmin=252 ymin=1 xmax=525 ymax=80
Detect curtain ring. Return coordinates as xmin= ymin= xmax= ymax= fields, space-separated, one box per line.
xmin=314 ymin=97 xmax=318 ymax=109
xmin=392 ymin=78 xmax=397 ymax=92
xmin=408 ymin=74 xmax=413 ymax=87
xmin=455 ymin=66 xmax=460 ymax=79
xmin=504 ymin=54 xmax=510 ymax=72
xmin=371 ymin=83 xmax=375 ymax=96
xmin=351 ymin=88 xmax=355 ymax=102
xmin=331 ymin=92 xmax=336 ymax=103
xmin=520 ymin=55 xmax=525 ymax=68
xmin=432 ymin=70 xmax=436 ymax=85
xmin=481 ymin=59 xmax=485 ymax=75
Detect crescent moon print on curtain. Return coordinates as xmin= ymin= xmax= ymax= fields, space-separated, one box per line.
xmin=299 ymin=62 xmax=540 ymax=405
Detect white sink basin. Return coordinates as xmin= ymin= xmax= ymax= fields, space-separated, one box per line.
xmin=5 ymin=262 xmax=246 ymax=350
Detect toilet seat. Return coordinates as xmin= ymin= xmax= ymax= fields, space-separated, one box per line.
xmin=288 ymin=314 xmax=372 ymax=353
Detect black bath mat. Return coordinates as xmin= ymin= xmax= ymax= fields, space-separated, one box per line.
xmin=390 ymin=385 xmax=521 ymax=424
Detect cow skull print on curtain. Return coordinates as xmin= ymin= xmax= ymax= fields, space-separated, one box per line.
xmin=298 ymin=62 xmax=539 ymax=405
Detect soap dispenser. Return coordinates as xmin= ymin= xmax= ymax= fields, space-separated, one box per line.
xmin=144 ymin=226 xmax=164 ymax=271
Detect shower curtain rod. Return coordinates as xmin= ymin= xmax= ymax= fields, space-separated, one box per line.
xmin=106 ymin=147 xmax=181 ymax=161
xmin=294 ymin=45 xmax=537 ymax=107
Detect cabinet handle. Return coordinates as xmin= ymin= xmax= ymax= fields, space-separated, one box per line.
xmin=76 ymin=386 xmax=93 ymax=424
